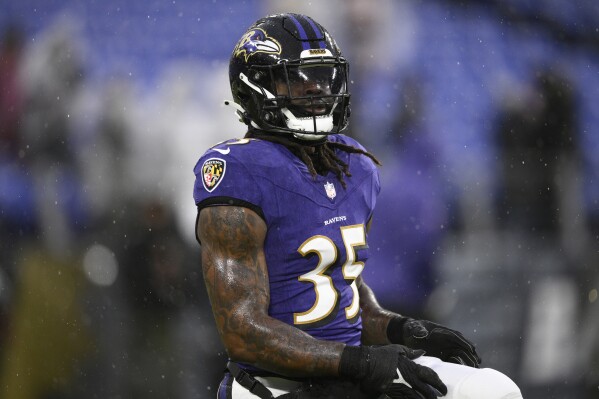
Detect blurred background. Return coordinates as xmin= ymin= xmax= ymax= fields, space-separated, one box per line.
xmin=0 ymin=0 xmax=597 ymax=398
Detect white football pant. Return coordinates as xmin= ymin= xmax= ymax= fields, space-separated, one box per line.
xmin=224 ymin=356 xmax=523 ymax=398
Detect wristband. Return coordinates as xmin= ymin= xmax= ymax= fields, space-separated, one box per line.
xmin=387 ymin=316 xmax=409 ymax=345
xmin=339 ymin=345 xmax=368 ymax=379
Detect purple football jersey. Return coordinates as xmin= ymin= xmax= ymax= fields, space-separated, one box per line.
xmin=193 ymin=134 xmax=380 ymax=352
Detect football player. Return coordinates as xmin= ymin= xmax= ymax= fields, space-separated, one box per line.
xmin=193 ymin=13 xmax=523 ymax=399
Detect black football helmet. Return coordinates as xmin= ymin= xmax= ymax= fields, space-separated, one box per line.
xmin=228 ymin=13 xmax=350 ymax=141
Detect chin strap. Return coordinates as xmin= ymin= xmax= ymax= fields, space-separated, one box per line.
xmin=224 ymin=99 xmax=250 ymax=124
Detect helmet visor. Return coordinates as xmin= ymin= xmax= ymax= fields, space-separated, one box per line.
xmin=269 ymin=63 xmax=347 ymax=117
xmin=245 ymin=57 xmax=350 ymax=135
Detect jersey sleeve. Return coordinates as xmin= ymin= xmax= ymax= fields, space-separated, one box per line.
xmin=193 ymin=151 xmax=264 ymax=218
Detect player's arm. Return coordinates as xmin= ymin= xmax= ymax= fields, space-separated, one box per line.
xmin=360 ymin=218 xmax=481 ymax=367
xmin=358 ymin=271 xmax=481 ymax=368
xmin=199 ymin=205 xmax=447 ymax=397
xmin=360 ymin=217 xmax=398 ymax=345
xmin=198 ymin=205 xmax=344 ymax=377
xmin=358 ymin=276 xmax=398 ymax=345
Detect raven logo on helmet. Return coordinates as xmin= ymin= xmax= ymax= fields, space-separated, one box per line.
xmin=234 ymin=28 xmax=281 ymax=62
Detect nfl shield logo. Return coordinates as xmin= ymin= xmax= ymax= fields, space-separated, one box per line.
xmin=324 ymin=181 xmax=336 ymax=200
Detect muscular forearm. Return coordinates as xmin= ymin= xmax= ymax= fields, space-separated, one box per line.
xmin=220 ymin=309 xmax=345 ymax=377
xmin=205 ymin=261 xmax=345 ymax=376
xmin=358 ymin=279 xmax=400 ymax=345
xmin=200 ymin=205 xmax=344 ymax=377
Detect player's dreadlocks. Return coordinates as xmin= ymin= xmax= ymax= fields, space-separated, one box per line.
xmin=245 ymin=130 xmax=381 ymax=189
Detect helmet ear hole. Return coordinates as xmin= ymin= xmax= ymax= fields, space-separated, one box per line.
xmin=252 ymin=71 xmax=264 ymax=82
xmin=262 ymin=111 xmax=274 ymax=122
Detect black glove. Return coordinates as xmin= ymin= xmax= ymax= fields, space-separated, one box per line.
xmin=339 ymin=344 xmax=447 ymax=399
xmin=388 ymin=317 xmax=481 ymax=368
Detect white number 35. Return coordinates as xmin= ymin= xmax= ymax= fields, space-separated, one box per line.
xmin=294 ymin=224 xmax=366 ymax=326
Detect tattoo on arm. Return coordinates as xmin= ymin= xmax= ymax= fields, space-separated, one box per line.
xmin=198 ymin=205 xmax=344 ymax=377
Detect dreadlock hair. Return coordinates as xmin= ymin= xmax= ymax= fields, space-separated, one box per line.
xmin=245 ymin=130 xmax=381 ymax=189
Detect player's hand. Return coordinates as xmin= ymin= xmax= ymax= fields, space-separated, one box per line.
xmin=392 ymin=345 xmax=447 ymax=399
xmin=391 ymin=317 xmax=481 ymax=368
xmin=339 ymin=344 xmax=447 ymax=399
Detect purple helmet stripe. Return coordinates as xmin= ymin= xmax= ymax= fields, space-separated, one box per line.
xmin=304 ymin=16 xmax=326 ymax=49
xmin=287 ymin=14 xmax=311 ymax=50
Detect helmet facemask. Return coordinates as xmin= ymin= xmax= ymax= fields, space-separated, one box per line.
xmin=238 ymin=54 xmax=350 ymax=141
